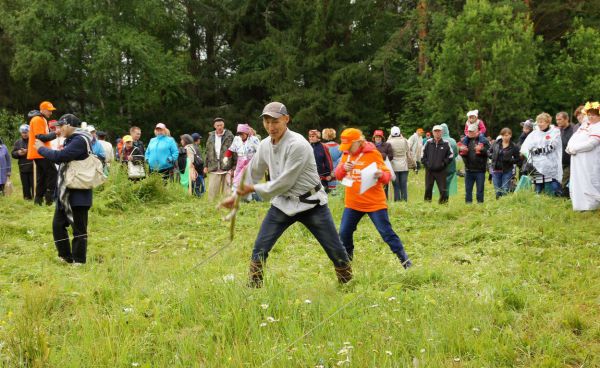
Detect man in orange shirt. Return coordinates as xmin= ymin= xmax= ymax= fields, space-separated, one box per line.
xmin=27 ymin=101 xmax=58 ymax=205
xmin=334 ymin=128 xmax=412 ymax=269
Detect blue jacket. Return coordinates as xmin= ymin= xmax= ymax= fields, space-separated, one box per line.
xmin=38 ymin=134 xmax=93 ymax=208
xmin=91 ymin=139 xmax=105 ymax=160
xmin=145 ymin=135 xmax=179 ymax=171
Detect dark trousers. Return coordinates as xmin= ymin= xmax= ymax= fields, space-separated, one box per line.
xmin=193 ymin=175 xmax=205 ymax=196
xmin=339 ymin=208 xmax=410 ymax=265
xmin=20 ymin=171 xmax=34 ymax=200
xmin=392 ymin=171 xmax=409 ymax=202
xmin=53 ymin=206 xmax=90 ymax=263
xmin=34 ymin=158 xmax=57 ymax=205
xmin=465 ymin=171 xmax=485 ymax=203
xmin=251 ymin=204 xmax=349 ymax=267
xmin=424 ymin=169 xmax=448 ymax=203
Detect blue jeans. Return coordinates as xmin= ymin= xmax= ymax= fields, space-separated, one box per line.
xmin=193 ymin=175 xmax=205 ymax=197
xmin=535 ymin=179 xmax=562 ymax=196
xmin=465 ymin=171 xmax=485 ymax=203
xmin=492 ymin=171 xmax=513 ymax=198
xmin=252 ymin=205 xmax=350 ymax=267
xmin=392 ymin=171 xmax=408 ymax=201
xmin=339 ymin=208 xmax=410 ymax=267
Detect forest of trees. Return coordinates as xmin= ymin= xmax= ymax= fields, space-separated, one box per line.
xmin=0 ymin=0 xmax=599 ymax=141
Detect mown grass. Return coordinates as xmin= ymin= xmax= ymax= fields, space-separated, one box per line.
xmin=0 ymin=163 xmax=598 ymax=367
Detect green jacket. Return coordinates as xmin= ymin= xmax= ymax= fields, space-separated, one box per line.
xmin=441 ymin=124 xmax=458 ymax=174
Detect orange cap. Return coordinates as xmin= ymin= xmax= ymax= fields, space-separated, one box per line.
xmin=339 ymin=128 xmax=363 ymax=152
xmin=40 ymin=101 xmax=56 ymax=111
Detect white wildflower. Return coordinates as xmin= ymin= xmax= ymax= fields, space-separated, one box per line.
xmin=472 ymin=327 xmax=480 ymax=333
xmin=454 ymin=357 xmax=461 ymax=362
xmin=385 ymin=351 xmax=392 ymax=356
xmin=388 ymin=296 xmax=396 ymax=301
xmin=304 ymin=299 xmax=312 ymax=304
xmin=259 ymin=322 xmax=267 ymax=327
xmin=420 ymin=348 xmax=426 ymax=353
xmin=122 ymin=307 xmax=134 ymax=314
xmin=131 ymin=363 xmax=140 ymax=367
xmin=266 ymin=316 xmax=278 ymax=323
xmin=222 ymin=274 xmax=235 ymax=282
xmin=260 ymin=304 xmax=269 ymax=310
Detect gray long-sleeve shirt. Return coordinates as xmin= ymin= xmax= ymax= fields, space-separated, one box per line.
xmin=245 ymin=128 xmax=327 ymax=216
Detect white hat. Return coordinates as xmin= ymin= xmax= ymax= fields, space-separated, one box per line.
xmin=467 ymin=123 xmax=479 ymax=132
xmin=432 ymin=125 xmax=443 ymax=131
xmin=81 ymin=121 xmax=88 ymax=129
xmin=86 ymin=125 xmax=96 ymax=132
xmin=390 ymin=126 xmax=401 ymax=137
xmin=467 ymin=110 xmax=479 ymax=117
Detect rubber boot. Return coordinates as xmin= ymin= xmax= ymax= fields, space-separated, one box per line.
xmin=248 ymin=260 xmax=264 ymax=288
xmin=335 ymin=264 xmax=353 ymax=284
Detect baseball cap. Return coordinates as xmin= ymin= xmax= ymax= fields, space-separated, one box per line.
xmin=432 ymin=125 xmax=443 ymax=131
xmin=86 ymin=125 xmax=96 ymax=133
xmin=390 ymin=126 xmax=401 ymax=137
xmin=191 ymin=132 xmax=202 ymax=140
xmin=56 ymin=114 xmax=81 ymax=127
xmin=19 ymin=124 xmax=29 ymax=133
xmin=467 ymin=123 xmax=479 ymax=132
xmin=155 ymin=123 xmax=166 ymax=129
xmin=260 ymin=102 xmax=288 ymax=118
xmin=40 ymin=101 xmax=56 ymax=111
xmin=97 ymin=131 xmax=107 ymax=138
xmin=339 ymin=128 xmax=363 ymax=152
xmin=373 ymin=129 xmax=385 ymax=137
xmin=122 ymin=135 xmax=133 ymax=143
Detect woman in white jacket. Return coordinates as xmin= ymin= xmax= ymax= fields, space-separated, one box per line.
xmin=387 ymin=127 xmax=413 ymax=201
xmin=566 ymin=102 xmax=600 ymax=211
xmin=520 ymin=112 xmax=562 ymax=196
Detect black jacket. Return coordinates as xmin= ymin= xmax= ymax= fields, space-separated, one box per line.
xmin=489 ymin=140 xmax=520 ymax=173
xmin=421 ymin=138 xmax=453 ymax=172
xmin=12 ymin=138 xmax=33 ymax=173
xmin=560 ymin=124 xmax=575 ymax=168
xmin=38 ymin=134 xmax=93 ymax=208
xmin=460 ymin=135 xmax=490 ymax=172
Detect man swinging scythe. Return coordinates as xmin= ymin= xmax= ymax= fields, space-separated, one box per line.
xmin=220 ymin=102 xmax=352 ymax=288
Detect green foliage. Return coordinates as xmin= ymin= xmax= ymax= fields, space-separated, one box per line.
xmin=425 ymin=0 xmax=539 ymax=136
xmin=536 ymin=22 xmax=600 ymax=115
xmin=0 ymin=0 xmax=598 ymax=139
xmin=0 ymin=109 xmax=25 ymax=144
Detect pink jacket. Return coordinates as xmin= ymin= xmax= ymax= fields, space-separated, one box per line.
xmin=464 ymin=119 xmax=487 ymax=136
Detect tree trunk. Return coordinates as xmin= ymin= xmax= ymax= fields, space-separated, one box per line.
xmin=417 ymin=0 xmax=428 ymax=74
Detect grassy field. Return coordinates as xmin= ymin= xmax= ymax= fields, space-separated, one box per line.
xmin=0 ymin=163 xmax=599 ymax=367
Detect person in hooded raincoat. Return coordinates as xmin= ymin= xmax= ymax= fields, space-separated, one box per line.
xmin=566 ymin=101 xmax=600 ymax=211
xmin=520 ymin=112 xmax=562 ymax=196
xmin=434 ymin=124 xmax=458 ymax=197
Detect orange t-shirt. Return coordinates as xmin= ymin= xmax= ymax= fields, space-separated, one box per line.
xmin=27 ymin=115 xmax=51 ymax=159
xmin=334 ymin=142 xmax=391 ymax=212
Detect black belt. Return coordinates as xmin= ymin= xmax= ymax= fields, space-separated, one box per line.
xmin=298 ymin=184 xmax=322 ymax=204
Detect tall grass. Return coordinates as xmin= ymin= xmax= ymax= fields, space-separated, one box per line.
xmin=0 ymin=163 xmax=598 ymax=367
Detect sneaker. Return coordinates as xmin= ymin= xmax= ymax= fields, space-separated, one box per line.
xmin=72 ymin=262 xmax=85 ymax=267
xmin=57 ymin=257 xmax=72 ymax=264
xmin=402 ymin=260 xmax=413 ymax=269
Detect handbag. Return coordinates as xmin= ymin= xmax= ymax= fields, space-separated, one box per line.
xmin=127 ymin=160 xmax=146 ymax=179
xmin=64 ymin=137 xmax=107 ymax=189
xmin=3 ymin=178 xmax=13 ymax=196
